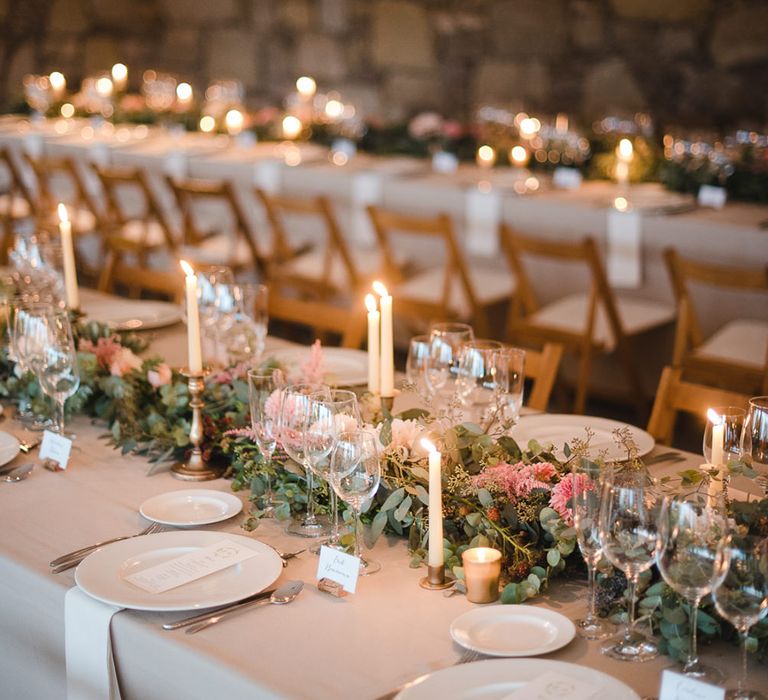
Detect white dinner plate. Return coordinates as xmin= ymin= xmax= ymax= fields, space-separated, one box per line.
xmin=450 ymin=606 xmax=575 ymax=657
xmin=139 ymin=489 xmax=243 ymax=526
xmin=0 ymin=431 xmax=20 ymax=467
xmin=75 ymin=530 xmax=282 ymax=611
xmin=270 ymin=346 xmax=369 ymax=387
xmin=508 ymin=414 xmax=655 ymax=462
xmin=80 ymin=292 xmax=182 ymax=331
xmin=396 ymin=658 xmax=640 ymax=700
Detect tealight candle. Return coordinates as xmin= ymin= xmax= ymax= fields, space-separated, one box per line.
xmin=111 ymin=63 xmax=127 ymax=92
xmin=176 ymin=82 xmax=193 ymax=107
xmin=462 ymin=547 xmax=502 ymax=603
xmin=49 ymin=71 xmax=66 ymax=99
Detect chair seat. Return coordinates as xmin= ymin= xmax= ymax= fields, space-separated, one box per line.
xmin=0 ymin=194 xmax=32 ymax=219
xmin=394 ymin=264 xmax=514 ymax=319
xmin=120 ymin=220 xmax=171 ymax=248
xmin=530 ymin=293 xmax=675 ymax=351
xmin=45 ymin=207 xmax=97 ymax=233
xmin=694 ymin=319 xmax=768 ymax=369
xmin=180 ymin=234 xmax=253 ymax=269
xmin=277 ymin=247 xmax=381 ymax=289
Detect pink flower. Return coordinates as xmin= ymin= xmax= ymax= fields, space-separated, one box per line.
xmin=549 ymin=472 xmax=590 ymax=526
xmin=109 ymin=347 xmax=143 ymax=377
xmin=474 ymin=461 xmax=558 ymax=502
xmin=408 ymin=112 xmax=444 ymax=140
xmin=147 ymin=363 xmax=172 ymax=388
xmin=299 ymin=340 xmax=324 ymax=385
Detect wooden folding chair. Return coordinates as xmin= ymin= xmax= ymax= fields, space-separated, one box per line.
xmin=500 ymin=224 xmax=675 ymax=416
xmin=95 ymin=165 xmax=179 ymax=291
xmin=256 ymin=189 xmax=376 ymax=298
xmin=664 ymin=247 xmax=768 ymax=395
xmin=268 ymin=292 xmax=365 ymax=349
xmin=166 ymin=176 xmax=262 ymax=277
xmin=524 ymin=342 xmax=565 ymax=412
xmin=0 ymin=147 xmax=37 ymax=263
xmin=367 ymin=205 xmax=513 ymax=338
xmin=647 ymin=365 xmax=751 ymax=446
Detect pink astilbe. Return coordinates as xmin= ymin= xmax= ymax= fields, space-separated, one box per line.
xmin=549 ymin=472 xmax=591 ymax=526
xmin=474 ymin=461 xmax=558 ymax=502
xmin=224 ymin=426 xmax=258 ymax=440
xmin=299 ymin=340 xmax=324 ymax=385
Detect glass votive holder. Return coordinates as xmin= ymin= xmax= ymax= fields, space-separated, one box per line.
xmin=462 ymin=547 xmax=502 ymax=604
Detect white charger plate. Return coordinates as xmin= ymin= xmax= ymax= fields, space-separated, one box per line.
xmin=139 ymin=489 xmax=243 ymax=527
xmin=80 ymin=290 xmax=182 ymax=331
xmin=75 ymin=530 xmax=282 ymax=611
xmin=396 ymin=658 xmax=640 ymax=700
xmin=508 ymin=414 xmax=655 ymax=462
xmin=450 ymin=606 xmax=575 ymax=657
xmin=270 ymin=346 xmax=369 ymax=387
xmin=0 ymin=431 xmax=20 ymax=467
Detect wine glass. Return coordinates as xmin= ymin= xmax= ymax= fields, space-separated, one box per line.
xmin=331 ymin=430 xmax=381 ymax=575
xmin=657 ymin=494 xmax=728 ymax=682
xmin=221 ymin=284 xmax=268 ymax=365
xmin=247 ymin=368 xmax=285 ymax=516
xmin=743 ymin=397 xmax=768 ymax=495
xmin=196 ymin=266 xmax=234 ymax=365
xmin=278 ymin=383 xmax=331 ymax=537
xmin=491 ymin=346 xmax=526 ymax=425
xmin=713 ymin=535 xmax=768 ymax=700
xmin=598 ymin=472 xmax=661 ymax=661
xmin=405 ymin=335 xmax=430 ymax=393
xmin=455 ymin=339 xmax=504 ymax=423
xmin=424 ymin=322 xmax=474 ymax=406
xmin=37 ymin=310 xmax=80 ymax=437
xmin=704 ymin=406 xmax=748 ymax=466
xmin=572 ymin=461 xmax=614 ymax=640
xmin=304 ymin=394 xmax=339 ymax=546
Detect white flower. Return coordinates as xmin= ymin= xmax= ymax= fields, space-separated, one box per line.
xmin=382 ymin=419 xmax=428 ymax=460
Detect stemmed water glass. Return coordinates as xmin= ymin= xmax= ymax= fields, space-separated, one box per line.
xmin=330 ymin=430 xmax=381 ymax=575
xmin=713 ymin=535 xmax=768 ymax=700
xmin=598 ymin=472 xmax=661 ymax=661
xmin=743 ymin=397 xmax=768 ymax=495
xmin=657 ymin=493 xmax=728 ymax=682
xmin=491 ymin=346 xmax=526 ymax=425
xmin=572 ymin=461 xmax=614 ymax=640
xmin=279 ymin=383 xmax=331 ymax=537
xmin=11 ymin=300 xmax=53 ymax=429
xmin=405 ymin=334 xmax=430 ymax=394
xmin=221 ymin=284 xmax=268 ymax=366
xmin=37 ymin=310 xmax=80 ymax=437
xmin=454 ymin=339 xmax=504 ymax=423
xmin=247 ymin=368 xmax=284 ymax=516
xmin=425 ymin=322 xmax=474 ymax=406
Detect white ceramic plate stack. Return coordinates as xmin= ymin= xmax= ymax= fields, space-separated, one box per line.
xmin=75 ymin=530 xmax=282 ymax=612
xmin=508 ymin=414 xmax=655 ymax=462
xmin=0 ymin=432 xmax=20 ymax=468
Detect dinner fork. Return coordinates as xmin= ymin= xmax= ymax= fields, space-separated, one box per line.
xmin=49 ymin=522 xmax=165 ymax=572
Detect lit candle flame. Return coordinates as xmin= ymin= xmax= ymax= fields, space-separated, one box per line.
xmin=224 ymin=109 xmax=244 ymax=135
xmin=57 ymin=202 xmax=69 ymax=224
xmin=372 ymin=280 xmax=389 ymax=297
xmin=706 ymin=408 xmax=723 ymax=425
xmin=111 ymin=63 xmax=127 ymax=83
xmin=281 ymin=115 xmax=302 ymax=139
xmin=618 ymin=138 xmax=633 ymax=160
xmin=199 ymin=115 xmax=216 ymax=133
xmin=365 ymin=293 xmax=377 ymax=313
xmin=179 ymin=259 xmax=195 ymax=277
xmin=421 ymin=438 xmax=437 ymax=454
xmin=176 ymin=82 xmax=193 ymax=102
xmin=614 ymin=196 xmax=629 ymax=212
xmin=296 ymin=76 xmax=317 ymax=98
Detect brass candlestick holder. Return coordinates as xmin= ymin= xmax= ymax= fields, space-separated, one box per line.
xmin=171 ymin=367 xmax=219 ymax=481
xmin=419 ymin=564 xmax=454 ymax=590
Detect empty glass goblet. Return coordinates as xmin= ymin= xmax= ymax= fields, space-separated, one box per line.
xmin=405 ymin=334 xmax=430 ymax=394
xmin=743 ymin=397 xmax=768 ymax=495
xmin=491 ymin=346 xmax=525 ymax=425
xmin=424 ymin=322 xmax=474 ymax=407
xmin=455 ymin=339 xmax=504 ymax=423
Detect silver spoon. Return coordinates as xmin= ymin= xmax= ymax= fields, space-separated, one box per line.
xmin=4 ymin=463 xmax=34 ymax=482
xmin=185 ymin=580 xmax=304 ymax=634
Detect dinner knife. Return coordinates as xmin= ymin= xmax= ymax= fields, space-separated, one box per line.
xmin=162 ymin=586 xmax=277 ymax=630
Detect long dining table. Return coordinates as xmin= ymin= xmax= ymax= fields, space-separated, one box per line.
xmin=1 ymin=314 xmax=767 ymax=700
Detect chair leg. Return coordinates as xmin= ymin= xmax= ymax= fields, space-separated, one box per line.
xmin=616 ymin=338 xmax=647 ymax=423
xmin=573 ymin=345 xmax=592 ymax=415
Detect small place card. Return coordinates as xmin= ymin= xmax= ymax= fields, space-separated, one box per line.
xmin=39 ymin=430 xmax=73 ymax=470
xmin=659 ymin=670 xmax=726 ymax=700
xmin=552 ymin=167 xmax=583 ymax=190
xmin=316 ymin=545 xmax=360 ymax=594
xmin=432 ymin=150 xmax=459 ymax=174
xmin=503 ymin=671 xmax=597 ymax=700
xmin=698 ymin=185 xmax=727 ymax=210
xmin=124 ymin=538 xmax=258 ymax=594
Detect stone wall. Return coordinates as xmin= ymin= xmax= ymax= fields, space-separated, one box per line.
xmin=1 ymin=0 xmax=766 ymax=128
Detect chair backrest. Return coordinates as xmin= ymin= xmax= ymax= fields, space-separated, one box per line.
xmin=166 ymin=176 xmax=262 ymax=273
xmin=268 ymin=293 xmax=365 ymax=349
xmin=256 ymin=189 xmax=362 ymax=294
xmin=500 ymin=223 xmax=625 ymax=351
xmin=524 ymin=342 xmax=564 ymax=412
xmin=664 ymin=247 xmax=768 ymax=361
xmin=647 ymin=365 xmax=752 ymax=445
xmin=0 ymin=147 xmax=37 ymax=215
xmin=95 ymin=165 xmax=177 ymax=250
xmin=366 ymin=205 xmax=478 ymax=322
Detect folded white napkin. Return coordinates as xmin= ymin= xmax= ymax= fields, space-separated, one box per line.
xmin=65 ymin=587 xmax=123 ymax=700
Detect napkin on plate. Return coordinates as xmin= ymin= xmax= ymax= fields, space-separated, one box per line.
xmin=65 ymin=587 xmax=123 ymax=700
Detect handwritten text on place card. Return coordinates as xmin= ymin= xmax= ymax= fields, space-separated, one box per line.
xmin=317 ymin=545 xmax=360 ymax=594
xmin=503 ymin=670 xmax=597 ymax=700
xmin=39 ymin=430 xmax=72 ymax=470
xmin=124 ymin=539 xmax=258 ymax=594
xmin=659 ymin=670 xmax=725 ymax=700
